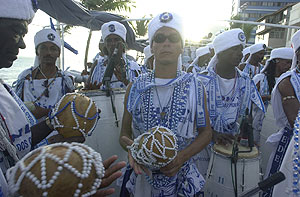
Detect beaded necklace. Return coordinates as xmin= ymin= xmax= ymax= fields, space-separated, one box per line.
xmin=29 ymin=67 xmax=57 ymax=103
xmin=153 ymin=78 xmax=175 ymax=120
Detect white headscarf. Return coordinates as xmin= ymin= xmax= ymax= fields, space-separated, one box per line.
xmin=101 ymin=21 xmax=127 ymax=42
xmin=291 ymin=30 xmax=300 ymax=69
xmin=34 ymin=29 xmax=61 ymax=68
xmin=143 ymin=45 xmax=153 ymax=65
xmin=148 ymin=12 xmax=184 ymax=70
xmin=241 ymin=46 xmax=251 ymax=63
xmin=246 ymin=43 xmax=266 ymax=64
xmin=0 ymin=0 xmax=35 ymax=21
xmin=148 ymin=12 xmax=184 ymax=47
xmin=260 ymin=47 xmax=294 ymax=73
xmin=207 ymin=28 xmax=246 ymax=69
xmin=190 ymin=46 xmax=211 ymax=66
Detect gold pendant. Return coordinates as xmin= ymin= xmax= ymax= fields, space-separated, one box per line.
xmin=160 ymin=112 xmax=166 ymax=119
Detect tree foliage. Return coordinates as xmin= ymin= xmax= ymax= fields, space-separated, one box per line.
xmin=129 ymin=15 xmax=151 ymax=37
xmin=230 ymin=14 xmax=255 ymax=42
xmin=79 ymin=0 xmax=135 ymax=12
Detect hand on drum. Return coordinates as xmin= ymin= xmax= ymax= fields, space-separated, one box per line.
xmin=121 ymin=136 xmax=150 ymax=176
xmin=93 ymin=155 xmax=126 ymax=197
xmin=47 ymin=134 xmax=85 ymax=144
xmin=160 ymin=151 xmax=185 ymax=177
xmin=212 ymin=130 xmax=235 ymax=146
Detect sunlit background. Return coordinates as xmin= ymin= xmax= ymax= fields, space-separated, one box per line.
xmin=17 ymin=0 xmax=233 ymax=72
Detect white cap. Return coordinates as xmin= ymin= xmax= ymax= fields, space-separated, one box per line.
xmin=148 ymin=12 xmax=184 ymax=47
xmin=243 ymin=46 xmax=251 ymax=56
xmin=101 ymin=21 xmax=127 ymax=42
xmin=196 ymin=46 xmax=210 ymax=58
xmin=212 ymin=28 xmax=246 ymax=55
xmin=34 ymin=29 xmax=61 ymax=49
xmin=0 ymin=0 xmax=35 ymax=21
xmin=261 ymin=47 xmax=294 ymax=73
xmin=291 ymin=30 xmax=300 ymax=69
xmin=250 ymin=43 xmax=266 ymax=54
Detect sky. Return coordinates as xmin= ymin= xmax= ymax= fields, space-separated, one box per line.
xmin=19 ymin=0 xmax=233 ymax=71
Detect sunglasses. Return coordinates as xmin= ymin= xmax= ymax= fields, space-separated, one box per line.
xmin=153 ymin=33 xmax=181 ymax=43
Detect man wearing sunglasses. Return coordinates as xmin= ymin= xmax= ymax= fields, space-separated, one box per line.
xmin=13 ymin=28 xmax=76 ymax=146
xmin=119 ymin=12 xmax=212 ymax=197
xmin=196 ymin=29 xmax=265 ymax=182
xmin=87 ymin=21 xmax=140 ymax=90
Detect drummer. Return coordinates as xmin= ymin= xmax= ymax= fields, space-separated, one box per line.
xmin=87 ymin=21 xmax=140 ymax=90
xmin=264 ymin=30 xmax=300 ymax=197
xmin=119 ymin=11 xmax=212 ymax=196
xmin=196 ymin=29 xmax=265 ymax=177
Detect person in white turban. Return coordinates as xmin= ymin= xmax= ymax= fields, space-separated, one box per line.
xmin=263 ymin=30 xmax=300 ymax=197
xmin=12 ymin=28 xmax=76 ymax=147
xmin=141 ymin=45 xmax=154 ymax=73
xmin=119 ymin=11 xmax=212 ymax=197
xmin=87 ymin=21 xmax=140 ymax=90
xmin=252 ymin=47 xmax=293 ymax=146
xmin=238 ymin=46 xmax=251 ymax=69
xmin=187 ymin=46 xmax=211 ymax=73
xmin=196 ymin=29 xmax=265 ymax=189
xmin=240 ymin=43 xmax=266 ymax=78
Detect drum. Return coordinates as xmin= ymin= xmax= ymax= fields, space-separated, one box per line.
xmin=6 ymin=142 xmax=105 ymax=197
xmin=79 ymin=89 xmax=127 ymax=195
xmin=204 ymin=143 xmax=260 ymax=197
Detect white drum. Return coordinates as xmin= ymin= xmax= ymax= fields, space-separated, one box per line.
xmin=204 ymin=143 xmax=260 ymax=197
xmin=79 ymin=89 xmax=127 ymax=196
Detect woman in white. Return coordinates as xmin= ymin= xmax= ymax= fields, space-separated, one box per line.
xmin=252 ymin=47 xmax=293 ymax=146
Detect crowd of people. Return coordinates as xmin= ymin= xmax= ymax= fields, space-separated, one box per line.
xmin=1 ymin=0 xmax=300 ymax=196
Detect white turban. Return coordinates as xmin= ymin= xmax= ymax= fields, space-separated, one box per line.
xmin=249 ymin=43 xmax=266 ymax=54
xmin=148 ymin=12 xmax=184 ymax=47
xmin=34 ymin=29 xmax=61 ymax=49
xmin=291 ymin=30 xmax=300 ymax=69
xmin=243 ymin=46 xmax=250 ymax=56
xmin=212 ymin=28 xmax=246 ymax=55
xmin=0 ymin=0 xmax=35 ymax=21
xmin=207 ymin=28 xmax=245 ymax=69
xmin=34 ymin=29 xmax=61 ymax=68
xmin=101 ymin=21 xmax=127 ymax=42
xmin=207 ymin=43 xmax=213 ymax=50
xmin=261 ymin=47 xmax=294 ymax=73
xmin=143 ymin=45 xmax=153 ymax=65
xmin=190 ymin=46 xmax=211 ymax=66
xmin=196 ymin=46 xmax=210 ymax=58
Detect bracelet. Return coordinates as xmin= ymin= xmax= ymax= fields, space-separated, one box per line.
xmin=45 ymin=117 xmax=54 ymax=130
xmin=282 ymin=95 xmax=296 ymax=101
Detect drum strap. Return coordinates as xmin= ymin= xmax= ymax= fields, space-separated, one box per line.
xmin=262 ymin=126 xmax=293 ymax=197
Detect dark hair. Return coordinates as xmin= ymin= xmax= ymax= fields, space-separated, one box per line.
xmin=264 ymin=59 xmax=276 ymax=94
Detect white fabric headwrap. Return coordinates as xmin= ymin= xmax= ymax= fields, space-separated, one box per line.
xmin=207 ymin=43 xmax=213 ymax=49
xmin=101 ymin=21 xmax=127 ymax=42
xmin=249 ymin=43 xmax=266 ymax=55
xmin=148 ymin=12 xmax=184 ymax=70
xmin=245 ymin=43 xmax=266 ymax=64
xmin=212 ymin=28 xmax=246 ymax=55
xmin=291 ymin=30 xmax=300 ymax=69
xmin=143 ymin=45 xmax=153 ymax=65
xmin=34 ymin=29 xmax=61 ymax=68
xmin=260 ymin=47 xmax=294 ymax=73
xmin=241 ymin=46 xmax=251 ymax=63
xmin=0 ymin=0 xmax=35 ymax=21
xmin=190 ymin=46 xmax=211 ymax=66
xmin=148 ymin=12 xmax=184 ymax=47
xmin=207 ymin=28 xmax=246 ymax=69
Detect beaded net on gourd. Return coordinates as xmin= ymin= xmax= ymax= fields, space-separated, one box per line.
xmin=49 ymin=93 xmax=100 ymax=138
xmin=129 ymin=126 xmax=178 ymax=169
xmin=6 ymin=142 xmax=105 ymax=197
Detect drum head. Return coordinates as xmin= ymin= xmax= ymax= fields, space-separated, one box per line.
xmin=213 ymin=143 xmax=258 ymax=159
